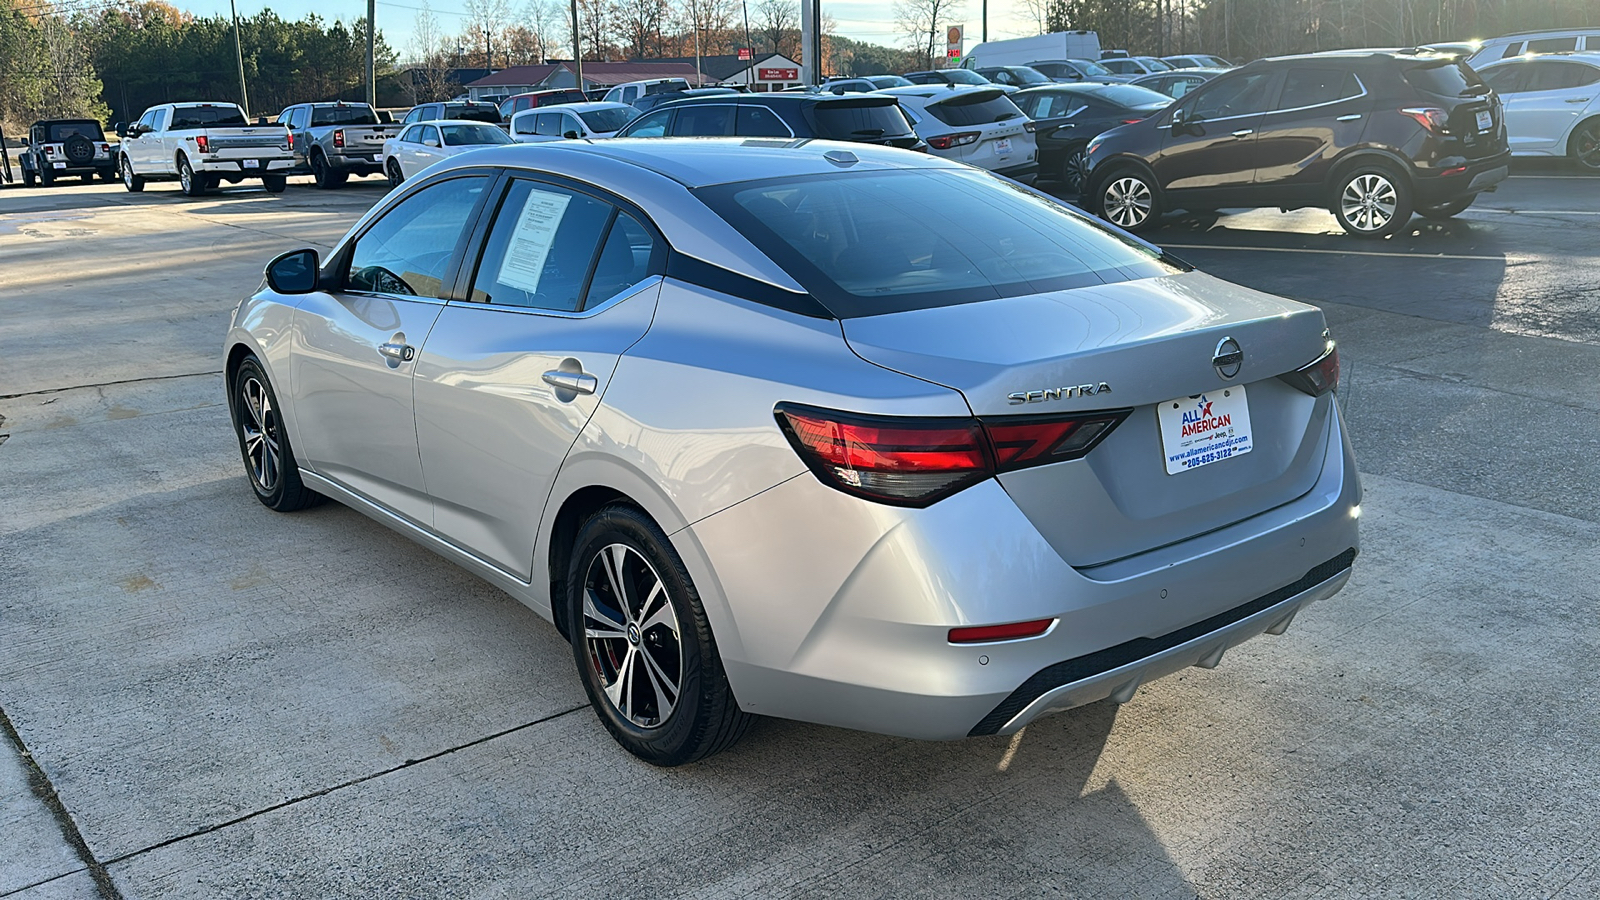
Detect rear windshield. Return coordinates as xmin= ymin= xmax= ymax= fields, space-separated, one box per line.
xmin=645 ymin=80 xmax=690 ymax=95
xmin=1091 ymin=84 xmax=1177 ymax=109
xmin=579 ymin=107 xmax=634 ymax=133
xmin=1404 ymin=61 xmax=1488 ymax=97
xmin=809 ymin=100 xmax=916 ymax=140
xmin=171 ymin=105 xmax=247 ymax=128
xmin=443 ymin=104 xmax=502 ymax=123
xmin=695 ymin=168 xmax=1179 ymax=317
xmin=926 ymin=92 xmax=1024 ymax=126
xmin=541 ymin=90 xmax=587 ymax=105
xmin=310 ymin=105 xmax=379 ymax=126
xmin=46 ymin=121 xmax=104 ymax=141
xmin=941 ymin=68 xmax=992 ymax=85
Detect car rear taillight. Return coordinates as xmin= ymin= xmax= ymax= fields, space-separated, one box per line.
xmin=195 ymin=135 xmax=210 ymax=153
xmin=1400 ymin=107 xmax=1449 ymax=134
xmin=100 ymin=143 xmax=110 ymax=153
xmin=1279 ymin=344 xmax=1340 ymax=396
xmin=927 ymin=131 xmax=981 ymax=150
xmin=334 ymin=129 xmax=345 ymax=148
xmin=775 ymin=403 xmax=1130 ymax=507
xmin=949 ymin=618 xmax=1054 ymax=644
xmin=43 ymin=146 xmax=53 ymax=155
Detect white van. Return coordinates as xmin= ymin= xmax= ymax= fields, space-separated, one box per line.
xmin=1467 ymin=29 xmax=1600 ymax=69
xmin=962 ymin=31 xmax=1101 ymax=70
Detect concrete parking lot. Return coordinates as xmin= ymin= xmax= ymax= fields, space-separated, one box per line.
xmin=3 ymin=167 xmax=1598 ymax=899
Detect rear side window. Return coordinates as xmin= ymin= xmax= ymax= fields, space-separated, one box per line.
xmin=1527 ymin=37 xmax=1578 ymax=54
xmin=1404 ymin=61 xmax=1487 ymax=97
xmin=1529 ymin=61 xmax=1600 ymax=91
xmin=1276 ymin=68 xmax=1361 ymax=109
xmin=674 ymin=104 xmax=735 ymax=136
xmin=695 ymin=168 xmax=1179 ymax=317
xmin=310 ymin=106 xmax=379 ymax=126
xmin=736 ymin=105 xmax=791 ymax=136
xmin=925 ymin=93 xmax=1024 ymax=127
xmin=171 ymin=105 xmax=247 ymax=128
xmin=469 ymin=180 xmax=642 ymax=311
xmin=623 ymin=109 xmax=672 ymax=137
xmin=809 ymin=101 xmax=916 ymax=140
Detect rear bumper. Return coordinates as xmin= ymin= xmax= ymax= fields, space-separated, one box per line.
xmin=1413 ymin=150 xmax=1511 ymax=204
xmin=327 ymin=151 xmax=382 ymax=170
xmin=197 ymin=157 xmax=295 ymax=175
xmin=687 ymin=399 xmax=1362 ymax=741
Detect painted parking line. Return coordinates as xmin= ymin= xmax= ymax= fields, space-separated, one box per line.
xmin=1470 ymin=208 xmax=1600 ymax=216
xmin=1161 ymin=243 xmax=1508 ymax=261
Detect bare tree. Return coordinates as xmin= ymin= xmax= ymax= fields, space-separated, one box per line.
xmin=613 ymin=0 xmax=670 ymax=59
xmin=409 ymin=1 xmax=458 ymax=102
xmin=894 ymin=0 xmax=963 ymax=69
xmin=466 ymin=0 xmax=513 ymax=66
xmin=755 ymin=0 xmax=796 ymax=56
xmin=1016 ymin=0 xmax=1049 ymax=34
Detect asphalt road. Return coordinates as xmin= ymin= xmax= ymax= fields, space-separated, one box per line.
xmin=2 ymin=165 xmax=1598 ymax=899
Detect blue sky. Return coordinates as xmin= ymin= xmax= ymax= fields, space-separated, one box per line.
xmin=175 ymin=0 xmax=1042 ymax=61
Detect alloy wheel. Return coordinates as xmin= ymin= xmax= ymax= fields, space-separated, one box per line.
xmin=581 ymin=543 xmax=682 ymax=729
xmin=238 ymin=376 xmax=280 ymax=492
xmin=121 ymin=158 xmax=132 ymax=188
xmin=1104 ymin=176 xmax=1153 ymax=228
xmin=1340 ymin=173 xmax=1398 ymax=232
xmin=1574 ymin=121 xmax=1600 ymax=170
xmin=179 ymin=160 xmax=193 ymax=193
xmin=1063 ymin=148 xmax=1088 ymax=194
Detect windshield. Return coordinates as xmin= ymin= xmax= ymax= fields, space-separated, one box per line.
xmin=440 ymin=123 xmax=514 ymax=145
xmin=579 ymin=107 xmax=634 ymax=133
xmin=46 ymin=121 xmax=105 ymax=141
xmin=943 ymin=68 xmax=992 ymax=85
xmin=927 ymin=92 xmax=1024 ymax=126
xmin=1092 ymin=84 xmax=1176 ymax=109
xmin=1008 ymin=67 xmax=1053 ymax=85
xmin=1139 ymin=58 xmax=1175 ymax=71
xmin=695 ymin=168 xmax=1178 ymax=317
xmin=171 ymin=105 xmax=247 ymax=128
xmin=310 ymin=105 xmax=379 ymax=126
xmin=1071 ymin=59 xmax=1113 ymax=76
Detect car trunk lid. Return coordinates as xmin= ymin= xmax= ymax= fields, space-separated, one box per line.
xmin=840 ymin=271 xmax=1336 ymax=568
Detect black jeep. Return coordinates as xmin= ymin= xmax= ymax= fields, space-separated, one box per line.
xmin=19 ymin=119 xmax=117 ymax=187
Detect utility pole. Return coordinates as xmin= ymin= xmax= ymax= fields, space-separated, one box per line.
xmin=485 ymin=28 xmax=492 ymax=69
xmin=366 ymin=0 xmax=376 ymax=106
xmin=800 ymin=0 xmax=818 ymax=84
xmin=982 ymin=0 xmax=987 ymax=43
xmin=230 ymin=0 xmax=249 ymax=117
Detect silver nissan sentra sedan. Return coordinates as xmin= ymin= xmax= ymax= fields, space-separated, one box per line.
xmin=224 ymin=139 xmax=1360 ymax=765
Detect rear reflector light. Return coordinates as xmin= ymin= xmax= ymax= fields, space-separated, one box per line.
xmin=334 ymin=129 xmax=345 ymax=148
xmin=927 ymin=131 xmax=981 ymax=150
xmin=1279 ymin=344 xmax=1340 ymax=396
xmin=1400 ymin=106 xmax=1449 ymax=133
xmin=775 ymin=403 xmax=1130 ymax=507
xmin=949 ymin=618 xmax=1054 ymax=643
xmin=195 ymin=135 xmax=210 ymax=153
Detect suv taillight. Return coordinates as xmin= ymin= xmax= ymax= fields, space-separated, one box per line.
xmin=43 ymin=146 xmax=53 ymax=155
xmin=195 ymin=135 xmax=210 ymax=152
xmin=1279 ymin=344 xmax=1340 ymax=396
xmin=927 ymin=131 xmax=981 ymax=150
xmin=334 ymin=129 xmax=345 ymax=148
xmin=776 ymin=404 xmax=1130 ymax=507
xmin=1400 ymin=107 xmax=1449 ymax=134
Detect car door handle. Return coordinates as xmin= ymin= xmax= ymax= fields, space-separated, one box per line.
xmin=1336 ymin=113 xmax=1363 ymax=121
xmin=377 ymin=341 xmax=415 ymax=362
xmin=1231 ymin=129 xmax=1254 ymax=138
xmin=542 ymin=370 xmax=597 ymax=395
xmin=1566 ymin=97 xmax=1591 ymax=103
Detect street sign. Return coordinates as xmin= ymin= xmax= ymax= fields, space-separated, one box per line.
xmin=738 ymin=47 xmax=753 ymax=61
xmin=946 ymin=25 xmax=963 ymax=59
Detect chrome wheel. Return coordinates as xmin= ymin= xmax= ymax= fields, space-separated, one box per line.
xmin=179 ymin=160 xmax=193 ymax=193
xmin=1339 ymin=173 xmax=1398 ymax=232
xmin=238 ymin=376 xmax=280 ymax=493
xmin=1573 ymin=120 xmax=1600 ymax=170
xmin=121 ymin=158 xmax=132 ymax=188
xmin=582 ymin=543 xmax=682 ymax=729
xmin=1103 ymin=175 xmax=1153 ymax=228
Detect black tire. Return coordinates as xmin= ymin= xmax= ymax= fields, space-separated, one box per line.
xmin=38 ymin=163 xmax=54 ymax=187
xmin=178 ymin=155 xmax=206 ymax=196
xmin=1059 ymin=144 xmax=1089 ymax=195
xmin=262 ymin=174 xmax=287 ymax=193
xmin=1331 ymin=163 xmax=1413 ymax=238
xmin=1568 ymin=117 xmax=1600 ymax=171
xmin=1417 ymin=195 xmax=1474 ymax=220
xmin=566 ymin=504 xmax=752 ymax=766
xmin=82 ymin=173 xmax=96 ymax=183
xmin=1096 ymin=166 xmax=1162 ymax=233
xmin=99 ymin=167 xmax=118 ymax=182
xmin=385 ymin=157 xmax=404 ymax=189
xmin=121 ymin=155 xmax=144 ymax=192
xmin=311 ymin=151 xmax=348 ymax=189
xmin=22 ymin=166 xmax=36 ymax=187
xmin=229 ymin=356 xmax=322 ymax=512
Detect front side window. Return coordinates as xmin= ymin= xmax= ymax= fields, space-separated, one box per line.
xmin=1188 ymin=71 xmax=1276 ymax=119
xmin=512 ymin=113 xmax=536 ymax=135
xmin=347 ymin=175 xmax=487 ymax=298
xmin=468 ymin=180 xmax=620 ymax=311
xmin=581 ymin=106 xmax=635 ymax=134
xmin=695 ymin=168 xmax=1178 ymax=317
xmin=674 ymin=104 xmax=736 ymax=136
xmin=622 ymin=109 xmax=672 ymax=137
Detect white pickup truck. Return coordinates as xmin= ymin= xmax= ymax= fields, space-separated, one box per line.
xmin=117 ymin=102 xmax=295 ymax=196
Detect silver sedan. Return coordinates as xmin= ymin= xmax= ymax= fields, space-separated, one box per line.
xmin=225 ymin=139 xmax=1361 ymax=765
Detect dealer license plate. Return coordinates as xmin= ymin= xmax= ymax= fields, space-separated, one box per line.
xmin=1157 ymin=386 xmax=1253 ymax=475
xmin=1475 ymin=110 xmax=1492 ymax=131
xmin=243 ymin=159 xmax=260 ymax=169
xmin=993 ymin=138 xmax=1012 ymax=155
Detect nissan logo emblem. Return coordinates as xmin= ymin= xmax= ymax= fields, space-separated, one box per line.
xmin=1213 ymin=337 xmax=1243 ymax=380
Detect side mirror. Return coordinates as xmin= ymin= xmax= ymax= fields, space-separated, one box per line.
xmin=563 ymin=130 xmax=580 ymax=140
xmin=113 ymin=122 xmax=126 ymax=137
xmin=20 ymin=137 xmax=29 ymax=146
xmin=423 ymin=138 xmax=440 ymax=147
xmin=265 ymin=249 xmax=320 ymax=295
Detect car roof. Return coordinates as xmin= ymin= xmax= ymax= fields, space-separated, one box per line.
xmin=444 ymin=137 xmax=964 ymax=188
xmin=873 ymin=84 xmax=996 ymax=98
xmin=1481 ymin=51 xmax=1600 ymax=66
